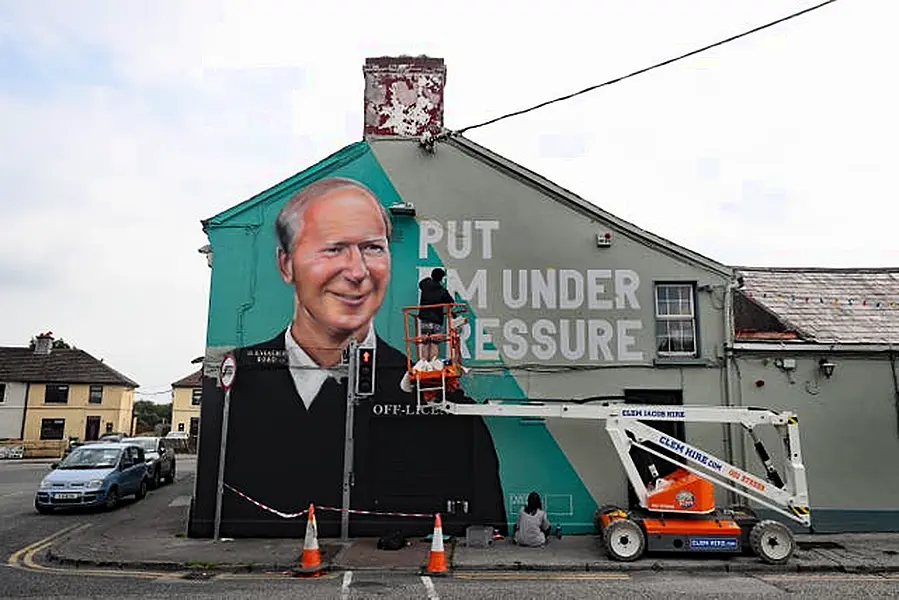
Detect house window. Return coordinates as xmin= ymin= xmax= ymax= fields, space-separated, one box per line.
xmin=89 ymin=385 xmax=103 ymax=404
xmin=191 ymin=389 xmax=202 ymax=406
xmin=44 ymin=384 xmax=69 ymax=404
xmin=0 ymin=383 xmax=6 ymax=403
xmin=105 ymin=422 xmax=113 ymax=434
xmin=655 ymin=283 xmax=697 ymax=356
xmin=40 ymin=418 xmax=65 ymax=440
xmin=178 ymin=423 xmax=185 ymax=432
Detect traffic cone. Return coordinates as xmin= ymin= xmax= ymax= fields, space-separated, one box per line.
xmin=292 ymin=504 xmax=328 ymax=577
xmin=425 ymin=513 xmax=449 ymax=575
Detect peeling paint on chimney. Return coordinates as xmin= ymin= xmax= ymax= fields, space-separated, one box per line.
xmin=363 ymin=56 xmax=446 ymax=138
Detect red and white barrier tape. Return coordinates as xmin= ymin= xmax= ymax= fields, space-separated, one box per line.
xmin=223 ymin=483 xmax=308 ymax=519
xmin=317 ymin=505 xmax=435 ymax=519
xmin=224 ymin=483 xmax=435 ymax=520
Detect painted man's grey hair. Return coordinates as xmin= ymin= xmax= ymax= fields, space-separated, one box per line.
xmin=274 ymin=177 xmax=393 ymax=256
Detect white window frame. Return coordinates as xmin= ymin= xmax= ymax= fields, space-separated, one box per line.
xmin=654 ymin=283 xmax=698 ymax=357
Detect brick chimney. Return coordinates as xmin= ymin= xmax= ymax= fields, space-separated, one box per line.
xmin=34 ymin=332 xmax=53 ymax=355
xmin=363 ymin=56 xmax=446 ymax=138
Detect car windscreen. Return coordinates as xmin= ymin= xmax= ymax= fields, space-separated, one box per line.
xmin=124 ymin=439 xmax=157 ymax=452
xmin=59 ymin=447 xmax=122 ymax=469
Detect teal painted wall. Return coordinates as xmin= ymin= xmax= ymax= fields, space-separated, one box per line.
xmin=202 ymin=138 xmax=739 ymax=533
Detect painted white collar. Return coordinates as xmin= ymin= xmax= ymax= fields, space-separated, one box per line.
xmin=283 ymin=325 xmax=376 ymax=409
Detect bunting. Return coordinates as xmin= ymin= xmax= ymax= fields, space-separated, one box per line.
xmin=745 ymin=292 xmax=899 ymax=309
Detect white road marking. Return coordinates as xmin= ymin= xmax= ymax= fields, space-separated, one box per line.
xmin=341 ymin=570 xmax=353 ymax=599
xmin=421 ymin=575 xmax=439 ymax=600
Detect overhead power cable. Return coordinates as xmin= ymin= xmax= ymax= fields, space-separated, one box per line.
xmin=452 ymin=0 xmax=841 ymax=136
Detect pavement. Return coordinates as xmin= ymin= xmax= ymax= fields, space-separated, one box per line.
xmin=37 ymin=482 xmax=899 ymax=575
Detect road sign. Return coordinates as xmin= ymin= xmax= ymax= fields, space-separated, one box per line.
xmin=220 ymin=354 xmax=237 ymax=391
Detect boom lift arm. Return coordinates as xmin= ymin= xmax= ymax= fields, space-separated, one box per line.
xmin=401 ymin=303 xmax=810 ymax=563
xmin=432 ymin=399 xmax=811 ymax=527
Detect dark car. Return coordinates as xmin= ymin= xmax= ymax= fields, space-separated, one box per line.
xmin=122 ymin=437 xmax=176 ymax=488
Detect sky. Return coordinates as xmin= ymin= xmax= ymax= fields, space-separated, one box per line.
xmin=1 ymin=0 xmax=896 ymax=401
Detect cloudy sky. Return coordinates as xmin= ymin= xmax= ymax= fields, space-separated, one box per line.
xmin=1 ymin=0 xmax=895 ymax=400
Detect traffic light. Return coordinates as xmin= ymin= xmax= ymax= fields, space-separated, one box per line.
xmin=355 ymin=346 xmax=375 ymax=396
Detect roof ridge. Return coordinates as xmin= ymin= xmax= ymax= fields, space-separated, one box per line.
xmin=736 ymin=266 xmax=899 ymax=273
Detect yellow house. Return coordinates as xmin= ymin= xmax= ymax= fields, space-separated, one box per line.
xmin=1 ymin=334 xmax=138 ymax=442
xmin=171 ymin=369 xmax=201 ymax=439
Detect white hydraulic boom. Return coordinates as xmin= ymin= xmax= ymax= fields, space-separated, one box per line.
xmin=431 ymin=399 xmax=811 ymax=527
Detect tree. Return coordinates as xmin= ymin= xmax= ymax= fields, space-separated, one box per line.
xmin=133 ymin=400 xmax=173 ymax=434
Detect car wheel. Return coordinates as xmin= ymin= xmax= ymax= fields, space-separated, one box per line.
xmin=151 ymin=467 xmax=161 ymax=489
xmin=104 ymin=486 xmax=120 ymax=510
xmin=164 ymin=463 xmax=175 ymax=484
xmin=135 ymin=479 xmax=148 ymax=501
xmin=35 ymin=500 xmax=53 ymax=514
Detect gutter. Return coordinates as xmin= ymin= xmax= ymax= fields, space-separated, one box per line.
xmin=733 ymin=342 xmax=899 ymax=353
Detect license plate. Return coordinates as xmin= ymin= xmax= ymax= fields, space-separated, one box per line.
xmin=55 ymin=493 xmax=79 ymax=499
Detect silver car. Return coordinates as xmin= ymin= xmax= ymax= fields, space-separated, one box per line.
xmin=122 ymin=437 xmax=176 ymax=489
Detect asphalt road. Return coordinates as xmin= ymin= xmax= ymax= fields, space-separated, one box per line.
xmin=1 ymin=459 xmax=897 ymax=598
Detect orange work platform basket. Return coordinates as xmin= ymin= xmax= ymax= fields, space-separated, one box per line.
xmin=402 ymin=303 xmax=469 ymax=405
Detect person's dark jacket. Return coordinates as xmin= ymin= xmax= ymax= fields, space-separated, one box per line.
xmin=418 ymin=278 xmax=454 ymax=324
xmin=214 ymin=329 xmax=508 ymax=538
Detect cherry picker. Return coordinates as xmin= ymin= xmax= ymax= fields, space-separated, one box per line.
xmin=402 ymin=303 xmax=811 ymax=564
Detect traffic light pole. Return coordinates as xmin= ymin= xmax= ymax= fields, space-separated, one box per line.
xmin=340 ymin=340 xmax=358 ymax=541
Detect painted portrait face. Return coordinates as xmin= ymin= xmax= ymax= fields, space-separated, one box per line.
xmin=277 ymin=186 xmax=391 ymax=346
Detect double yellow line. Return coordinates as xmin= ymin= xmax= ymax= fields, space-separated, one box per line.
xmin=6 ymin=523 xmax=336 ymax=581
xmin=8 ymin=523 xmax=91 ymax=569
xmin=8 ymin=523 xmax=174 ymax=579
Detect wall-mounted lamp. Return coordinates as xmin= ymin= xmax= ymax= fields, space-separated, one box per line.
xmin=388 ymin=202 xmax=416 ymax=216
xmin=818 ymin=358 xmax=836 ymax=379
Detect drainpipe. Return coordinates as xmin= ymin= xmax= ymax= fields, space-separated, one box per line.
xmin=20 ymin=383 xmax=30 ymax=440
xmin=722 ymin=275 xmax=739 ymax=505
xmin=889 ymin=348 xmax=899 ymax=439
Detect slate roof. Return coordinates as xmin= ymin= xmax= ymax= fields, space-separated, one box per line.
xmin=736 ymin=267 xmax=899 ymax=344
xmin=0 ymin=347 xmax=139 ymax=387
xmin=171 ymin=369 xmax=202 ymax=388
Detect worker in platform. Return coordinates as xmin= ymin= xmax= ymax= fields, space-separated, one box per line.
xmin=416 ymin=267 xmax=454 ymax=370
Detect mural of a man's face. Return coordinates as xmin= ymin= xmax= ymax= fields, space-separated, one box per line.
xmin=277 ymin=186 xmax=391 ymax=345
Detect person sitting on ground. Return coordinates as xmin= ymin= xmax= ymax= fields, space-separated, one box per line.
xmin=513 ymin=491 xmax=552 ymax=547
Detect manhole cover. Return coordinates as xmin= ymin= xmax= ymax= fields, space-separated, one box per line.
xmin=798 ymin=541 xmax=844 ymax=550
xmin=182 ymin=571 xmax=215 ymax=580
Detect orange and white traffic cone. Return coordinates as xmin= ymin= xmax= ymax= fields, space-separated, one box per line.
xmin=292 ymin=504 xmax=328 ymax=577
xmin=425 ymin=513 xmax=449 ymax=576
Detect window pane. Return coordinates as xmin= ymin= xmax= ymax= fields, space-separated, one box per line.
xmin=44 ymin=384 xmax=69 ymax=404
xmin=89 ymin=385 xmax=103 ymax=404
xmin=40 ymin=418 xmax=65 ymax=440
xmin=656 ymin=317 xmax=696 ymax=355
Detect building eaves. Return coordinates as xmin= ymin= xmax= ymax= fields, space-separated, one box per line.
xmin=446 ymin=134 xmax=734 ymax=278
xmin=201 ymin=141 xmax=369 ymax=231
xmin=171 ymin=369 xmax=202 ymax=388
xmin=0 ymin=347 xmax=139 ymax=387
